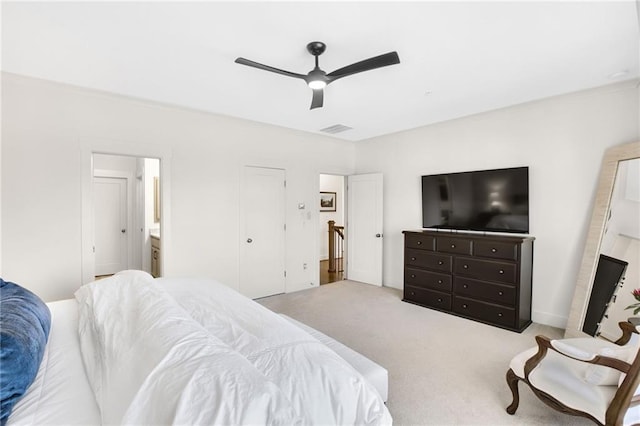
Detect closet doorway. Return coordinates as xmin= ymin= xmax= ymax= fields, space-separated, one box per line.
xmin=239 ymin=166 xmax=286 ymax=299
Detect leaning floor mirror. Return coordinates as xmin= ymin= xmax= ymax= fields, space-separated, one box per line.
xmin=566 ymin=141 xmax=640 ymax=339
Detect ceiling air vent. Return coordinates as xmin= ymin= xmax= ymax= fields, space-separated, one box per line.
xmin=319 ymin=124 xmax=353 ymax=134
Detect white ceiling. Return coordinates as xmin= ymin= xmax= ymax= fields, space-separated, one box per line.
xmin=2 ymin=1 xmax=639 ymax=141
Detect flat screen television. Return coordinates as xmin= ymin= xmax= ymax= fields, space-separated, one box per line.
xmin=422 ymin=166 xmax=529 ymax=233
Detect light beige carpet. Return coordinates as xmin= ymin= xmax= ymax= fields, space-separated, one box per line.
xmin=258 ymin=280 xmax=594 ymax=426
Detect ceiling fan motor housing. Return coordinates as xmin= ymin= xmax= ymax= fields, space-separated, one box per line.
xmin=306 ymin=41 xmax=326 ymax=56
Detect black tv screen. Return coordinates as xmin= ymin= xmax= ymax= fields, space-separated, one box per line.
xmin=422 ymin=166 xmax=529 ymax=233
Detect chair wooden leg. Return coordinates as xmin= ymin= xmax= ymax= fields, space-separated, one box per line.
xmin=506 ymin=368 xmax=521 ymax=415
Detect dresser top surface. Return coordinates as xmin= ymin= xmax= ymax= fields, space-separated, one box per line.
xmin=403 ymin=229 xmax=535 ymax=242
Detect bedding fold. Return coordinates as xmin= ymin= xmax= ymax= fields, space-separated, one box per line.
xmin=159 ymin=277 xmax=392 ymax=425
xmin=75 ymin=270 xmax=301 ymax=425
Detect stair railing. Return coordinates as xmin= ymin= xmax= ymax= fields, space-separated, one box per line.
xmin=328 ymin=220 xmax=345 ymax=273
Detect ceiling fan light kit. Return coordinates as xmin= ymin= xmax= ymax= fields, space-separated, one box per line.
xmin=308 ymin=80 xmax=327 ymax=90
xmin=235 ymin=41 xmax=400 ymax=109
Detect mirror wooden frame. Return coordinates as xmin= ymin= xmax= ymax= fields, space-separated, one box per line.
xmin=565 ymin=140 xmax=640 ymax=338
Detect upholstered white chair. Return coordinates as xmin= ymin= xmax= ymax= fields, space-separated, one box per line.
xmin=506 ymin=322 xmax=640 ymax=425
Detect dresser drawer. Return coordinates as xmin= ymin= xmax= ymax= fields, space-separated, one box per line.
xmin=404 ymin=286 xmax=451 ymax=311
xmin=454 ymin=257 xmax=517 ymax=284
xmin=454 ymin=277 xmax=516 ymax=306
xmin=406 ymin=249 xmax=452 ymax=273
xmin=436 ymin=236 xmax=472 ymax=255
xmin=405 ymin=267 xmax=452 ymax=292
xmin=474 ymin=240 xmax=518 ymax=261
xmin=405 ymin=233 xmax=435 ymax=250
xmin=452 ymin=296 xmax=516 ymax=328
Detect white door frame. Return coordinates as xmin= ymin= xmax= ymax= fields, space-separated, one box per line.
xmin=133 ymin=160 xmax=145 ymax=271
xmin=81 ymin=140 xmax=172 ymax=286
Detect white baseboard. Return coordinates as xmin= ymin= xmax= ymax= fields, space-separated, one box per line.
xmin=383 ymin=282 xmax=403 ymax=290
xmin=532 ymin=310 xmax=568 ymax=329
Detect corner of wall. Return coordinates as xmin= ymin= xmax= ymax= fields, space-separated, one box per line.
xmin=532 ymin=310 xmax=568 ymax=329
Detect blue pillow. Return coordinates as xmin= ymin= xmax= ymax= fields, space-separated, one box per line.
xmin=0 ymin=279 xmax=51 ymax=426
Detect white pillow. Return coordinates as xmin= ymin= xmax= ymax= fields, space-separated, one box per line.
xmin=584 ymin=346 xmax=637 ymax=385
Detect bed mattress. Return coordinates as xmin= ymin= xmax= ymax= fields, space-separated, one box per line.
xmin=7 ymin=299 xmax=101 ymax=425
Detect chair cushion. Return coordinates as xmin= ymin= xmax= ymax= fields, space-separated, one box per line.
xmin=0 ymin=280 xmax=51 ymax=426
xmin=584 ymin=346 xmax=637 ymax=385
xmin=510 ymin=337 xmax=622 ymax=379
xmin=530 ymin=349 xmax=616 ymax=424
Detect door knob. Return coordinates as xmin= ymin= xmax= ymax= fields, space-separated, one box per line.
xmin=375 ymin=233 xmax=382 ymax=238
xmin=247 ymin=238 xmax=253 ymax=243
xmin=121 ymin=229 xmax=126 ymax=233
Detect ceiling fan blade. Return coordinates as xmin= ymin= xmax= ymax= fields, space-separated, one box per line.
xmin=326 ymin=51 xmax=400 ymax=82
xmin=310 ymin=89 xmax=324 ymax=109
xmin=235 ymin=57 xmax=306 ymax=80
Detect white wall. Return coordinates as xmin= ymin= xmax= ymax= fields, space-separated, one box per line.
xmin=319 ymin=174 xmax=345 ymax=260
xmin=1 ymin=72 xmax=355 ymax=302
xmin=354 ymin=81 xmax=639 ymax=328
xmin=2 ymin=71 xmax=638 ymax=330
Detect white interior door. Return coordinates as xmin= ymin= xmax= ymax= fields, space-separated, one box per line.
xmin=94 ymin=176 xmax=128 ymax=276
xmin=240 ymin=166 xmax=286 ymax=299
xmin=347 ymin=173 xmax=383 ymax=286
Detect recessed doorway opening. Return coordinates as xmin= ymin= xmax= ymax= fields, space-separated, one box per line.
xmin=91 ymin=154 xmax=161 ymax=280
xmin=319 ymin=174 xmax=346 ymax=285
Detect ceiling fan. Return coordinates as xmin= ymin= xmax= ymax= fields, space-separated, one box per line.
xmin=235 ymin=41 xmax=400 ymax=110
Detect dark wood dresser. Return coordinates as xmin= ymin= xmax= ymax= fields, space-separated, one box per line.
xmin=402 ymin=230 xmax=534 ymax=332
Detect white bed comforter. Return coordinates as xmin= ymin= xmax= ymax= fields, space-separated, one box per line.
xmin=75 ymin=271 xmax=391 ymax=425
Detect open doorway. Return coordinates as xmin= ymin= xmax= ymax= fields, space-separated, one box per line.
xmin=319 ymin=174 xmax=346 ymax=285
xmin=92 ymin=154 xmax=161 ymax=279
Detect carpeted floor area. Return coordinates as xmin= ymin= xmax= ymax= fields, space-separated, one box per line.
xmin=257 ymin=279 xmax=594 ymax=425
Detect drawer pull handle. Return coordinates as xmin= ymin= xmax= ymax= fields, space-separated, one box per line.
xmin=411 ymin=274 xmax=416 ymax=278
xmin=438 ymin=280 xmax=443 ymax=284
xmin=411 ymin=291 xmax=415 ymax=296
xmin=462 ymin=304 xmax=468 ymax=309
xmin=499 ymin=269 xmax=505 ymax=274
xmin=463 ymin=264 xmax=469 ymax=269
xmin=491 ymin=248 xmax=497 ymax=253
xmin=463 ymin=284 xmax=468 ymax=289
xmin=438 ymin=298 xmax=443 ymax=303
xmin=498 ymin=291 xmax=504 ymax=296
xmin=451 ymin=244 xmax=456 ymax=248
xmin=417 ymin=241 xmax=422 ymax=245
xmin=438 ymin=261 xmax=444 ymax=265
xmin=498 ymin=313 xmax=503 ymax=317
xmin=411 ymin=257 xmax=416 ymax=261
